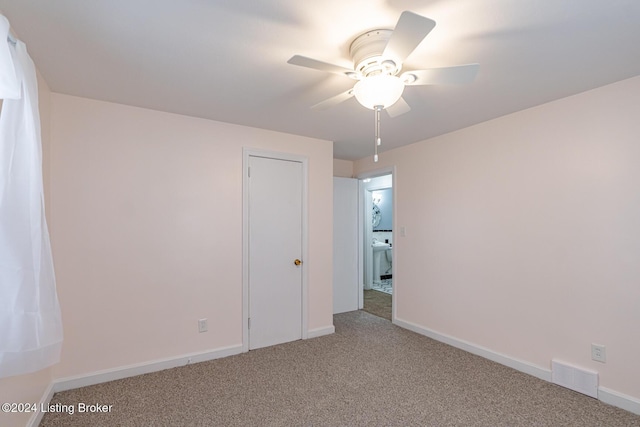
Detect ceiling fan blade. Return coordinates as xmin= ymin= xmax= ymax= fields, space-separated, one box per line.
xmin=288 ymin=55 xmax=357 ymax=78
xmin=383 ymin=11 xmax=436 ymax=64
xmin=402 ymin=63 xmax=480 ymax=85
xmin=311 ymin=88 xmax=355 ymax=110
xmin=386 ymin=97 xmax=411 ymax=118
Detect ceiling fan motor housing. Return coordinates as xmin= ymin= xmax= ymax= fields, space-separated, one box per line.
xmin=349 ymin=29 xmax=400 ymax=77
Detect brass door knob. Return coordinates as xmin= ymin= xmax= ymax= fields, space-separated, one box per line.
xmin=294 ymin=259 xmax=302 ymax=266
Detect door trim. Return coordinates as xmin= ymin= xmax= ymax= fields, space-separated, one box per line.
xmin=242 ymin=148 xmax=309 ymax=352
xmin=356 ymin=166 xmax=396 ymax=322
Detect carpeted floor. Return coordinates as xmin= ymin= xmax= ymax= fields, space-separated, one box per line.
xmin=362 ymin=289 xmax=392 ymax=321
xmin=40 ymin=311 xmax=640 ymax=426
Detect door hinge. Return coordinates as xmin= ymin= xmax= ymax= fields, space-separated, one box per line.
xmin=248 ymin=167 xmax=250 ymax=177
xmin=248 ymin=317 xmax=251 ymax=329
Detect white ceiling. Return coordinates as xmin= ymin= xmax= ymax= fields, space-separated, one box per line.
xmin=2 ymin=0 xmax=640 ymax=160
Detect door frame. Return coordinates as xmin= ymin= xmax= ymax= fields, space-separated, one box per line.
xmin=356 ymin=166 xmax=396 ymax=321
xmin=242 ymin=148 xmax=309 ymax=352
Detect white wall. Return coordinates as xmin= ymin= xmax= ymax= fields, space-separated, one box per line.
xmin=48 ymin=94 xmax=334 ymax=379
xmin=333 ymin=177 xmax=359 ymax=314
xmin=354 ymin=75 xmax=640 ymax=402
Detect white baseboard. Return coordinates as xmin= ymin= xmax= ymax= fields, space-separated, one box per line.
xmin=49 ymin=329 xmax=334 ymax=400
xmin=394 ymin=317 xmax=551 ymax=381
xmin=307 ymin=325 xmax=335 ymax=339
xmin=599 ymin=386 xmax=640 ymax=415
xmin=27 ymin=321 xmax=640 ymax=424
xmin=53 ymin=344 xmax=243 ymax=392
xmin=394 ymin=317 xmax=640 ymax=415
xmin=27 ymin=381 xmax=55 ymax=427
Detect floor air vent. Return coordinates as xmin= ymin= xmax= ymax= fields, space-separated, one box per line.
xmin=551 ymin=360 xmax=598 ymax=398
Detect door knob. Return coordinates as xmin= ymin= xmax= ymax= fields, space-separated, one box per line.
xmin=294 ymin=259 xmax=302 ymax=266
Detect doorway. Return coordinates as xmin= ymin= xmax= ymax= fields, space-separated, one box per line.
xmin=358 ymin=171 xmax=394 ymax=321
xmin=243 ymin=149 xmax=308 ymax=351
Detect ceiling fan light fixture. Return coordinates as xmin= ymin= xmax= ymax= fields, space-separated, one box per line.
xmin=353 ymin=74 xmax=404 ymax=110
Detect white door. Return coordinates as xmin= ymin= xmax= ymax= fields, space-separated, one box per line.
xmin=248 ymin=155 xmax=303 ymax=350
xmin=333 ymin=177 xmax=359 ymax=313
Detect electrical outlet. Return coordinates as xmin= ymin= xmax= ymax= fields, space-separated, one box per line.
xmin=591 ymin=343 xmax=606 ymax=363
xmin=198 ymin=318 xmax=208 ymax=333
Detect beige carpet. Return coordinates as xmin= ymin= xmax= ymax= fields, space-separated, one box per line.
xmin=41 ymin=311 xmax=640 ymax=426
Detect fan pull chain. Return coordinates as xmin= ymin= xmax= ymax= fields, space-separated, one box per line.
xmin=374 ymin=105 xmax=382 ymax=162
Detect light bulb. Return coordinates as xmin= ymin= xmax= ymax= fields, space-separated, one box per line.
xmin=353 ymin=74 xmax=404 ymax=110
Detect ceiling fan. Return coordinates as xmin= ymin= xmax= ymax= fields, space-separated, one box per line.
xmin=287 ymin=11 xmax=479 ymax=118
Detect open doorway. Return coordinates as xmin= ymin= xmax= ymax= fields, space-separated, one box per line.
xmin=359 ymin=172 xmax=393 ymax=321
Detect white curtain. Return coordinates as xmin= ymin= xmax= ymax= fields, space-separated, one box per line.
xmin=0 ymin=15 xmax=63 ymax=378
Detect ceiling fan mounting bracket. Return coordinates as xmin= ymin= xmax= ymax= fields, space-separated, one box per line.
xmin=349 ymin=29 xmax=400 ymax=77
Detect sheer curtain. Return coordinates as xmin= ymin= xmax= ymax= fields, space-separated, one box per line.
xmin=0 ymin=14 xmax=63 ymax=378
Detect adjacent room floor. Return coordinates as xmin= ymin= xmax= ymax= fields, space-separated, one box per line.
xmin=362 ymin=289 xmax=392 ymax=321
